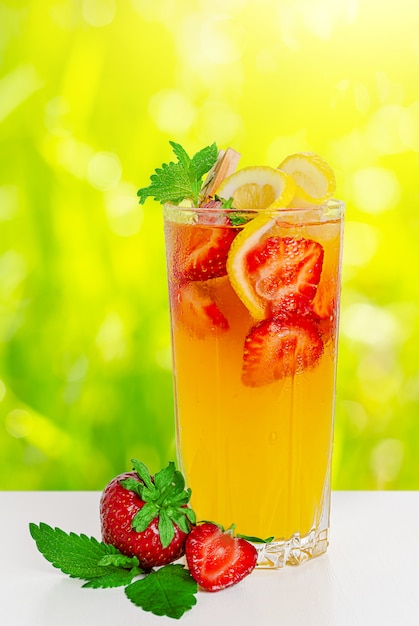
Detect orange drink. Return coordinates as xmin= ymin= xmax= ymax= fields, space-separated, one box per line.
xmin=164 ymin=199 xmax=344 ymax=568
xmin=137 ymin=141 xmax=344 ymax=567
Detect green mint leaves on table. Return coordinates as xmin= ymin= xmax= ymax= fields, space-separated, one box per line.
xmin=29 ymin=523 xmax=143 ymax=588
xmin=29 ymin=522 xmax=198 ymax=619
xmin=125 ymin=564 xmax=197 ymax=619
xmin=137 ymin=141 xmax=218 ymax=206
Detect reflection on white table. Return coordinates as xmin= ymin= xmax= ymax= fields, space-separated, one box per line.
xmin=1 ymin=491 xmax=419 ymax=625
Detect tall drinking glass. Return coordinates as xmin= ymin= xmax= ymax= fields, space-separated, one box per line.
xmin=163 ymin=200 xmax=344 ymax=568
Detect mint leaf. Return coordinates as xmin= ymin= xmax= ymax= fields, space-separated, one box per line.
xmin=97 ymin=554 xmax=139 ymax=568
xmin=169 ymin=141 xmax=191 ymax=170
xmin=190 ymin=142 xmax=218 ymax=181
xmin=82 ymin=568 xmax=141 ymax=589
xmin=29 ymin=523 xmax=144 ymax=587
xmin=138 ymin=161 xmax=192 ymax=205
xmin=137 ymin=142 xmax=218 ymax=206
xmin=217 ymin=195 xmax=234 ymax=209
xmin=229 ymin=212 xmax=251 ymax=226
xmin=125 ymin=564 xmax=198 ymax=620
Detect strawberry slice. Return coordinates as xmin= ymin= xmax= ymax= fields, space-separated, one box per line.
xmin=312 ymin=276 xmax=337 ymax=320
xmin=242 ymin=314 xmax=324 ymax=387
xmin=175 ymin=281 xmax=229 ymax=339
xmin=245 ymin=236 xmax=324 ymax=309
xmin=175 ymin=223 xmax=237 ymax=281
xmin=185 ymin=523 xmax=258 ymax=592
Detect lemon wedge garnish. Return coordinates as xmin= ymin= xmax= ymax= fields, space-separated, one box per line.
xmin=226 ymin=213 xmax=277 ymax=319
xmin=277 ymin=152 xmax=336 ymax=207
xmin=216 ymin=166 xmax=296 ymax=210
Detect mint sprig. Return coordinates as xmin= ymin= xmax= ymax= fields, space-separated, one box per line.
xmin=137 ymin=141 xmax=218 ymax=206
xmin=30 ymin=522 xmax=198 ymax=619
xmin=125 ymin=564 xmax=197 ymax=619
xmin=120 ymin=459 xmax=196 ymax=548
xmin=29 ymin=522 xmax=143 ymax=588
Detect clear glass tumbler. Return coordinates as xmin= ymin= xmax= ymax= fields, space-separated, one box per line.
xmin=163 ymin=200 xmax=344 ymax=567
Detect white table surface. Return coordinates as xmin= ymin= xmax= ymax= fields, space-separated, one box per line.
xmin=1 ymin=490 xmax=418 ymax=625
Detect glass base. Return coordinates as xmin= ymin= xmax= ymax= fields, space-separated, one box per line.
xmin=253 ymin=527 xmax=329 ymax=568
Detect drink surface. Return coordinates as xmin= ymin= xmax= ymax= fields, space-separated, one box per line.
xmin=164 ymin=205 xmax=343 ymax=541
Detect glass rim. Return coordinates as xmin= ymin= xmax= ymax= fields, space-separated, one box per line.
xmin=163 ymin=198 xmax=345 ymax=222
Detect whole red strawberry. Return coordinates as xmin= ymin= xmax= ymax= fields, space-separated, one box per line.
xmin=100 ymin=459 xmax=196 ymax=570
xmin=185 ymin=522 xmax=258 ymax=592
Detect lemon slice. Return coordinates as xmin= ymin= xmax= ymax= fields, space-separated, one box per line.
xmin=277 ymin=152 xmax=335 ymax=207
xmin=226 ymin=213 xmax=277 ymax=319
xmin=216 ymin=166 xmax=296 ymax=210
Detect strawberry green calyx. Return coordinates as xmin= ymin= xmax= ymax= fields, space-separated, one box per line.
xmin=119 ymin=460 xmax=196 ymax=549
xmin=198 ymin=521 xmax=273 ymax=544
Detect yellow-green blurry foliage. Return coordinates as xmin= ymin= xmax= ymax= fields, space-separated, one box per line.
xmin=1 ymin=0 xmax=418 ymax=489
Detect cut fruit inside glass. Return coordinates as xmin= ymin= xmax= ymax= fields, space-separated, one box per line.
xmin=277 ymin=152 xmax=336 ymax=207
xmin=226 ymin=214 xmax=324 ymax=320
xmin=216 ymin=166 xmax=296 ymax=210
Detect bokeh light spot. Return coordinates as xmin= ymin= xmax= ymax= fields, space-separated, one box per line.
xmin=149 ymin=89 xmax=196 ymax=134
xmin=96 ymin=311 xmax=127 ymax=361
xmin=341 ymin=302 xmax=402 ymax=347
xmin=366 ymin=105 xmax=407 ymax=155
xmin=399 ymin=101 xmax=419 ymax=152
xmin=132 ymin=0 xmax=176 ymax=22
xmin=354 ymin=82 xmax=371 ymax=115
xmin=6 ymin=409 xmax=32 ymax=439
xmin=82 ymin=0 xmax=116 ymax=27
xmin=199 ymin=16 xmax=243 ymax=65
xmin=56 ymin=137 xmax=94 ymax=179
xmin=0 ymin=379 xmax=6 ymax=402
xmin=342 ymin=221 xmax=379 ymax=267
xmin=45 ymin=95 xmax=72 ymax=137
xmin=197 ymin=101 xmax=242 ymax=145
xmin=155 ymin=346 xmax=172 ymax=371
xmin=87 ymin=151 xmax=122 ymax=191
xmin=302 ymin=5 xmax=333 ymax=40
xmin=370 ymin=438 xmax=404 ymax=487
xmin=0 ymin=185 xmax=19 ymax=221
xmin=105 ymin=183 xmax=144 ymax=237
xmin=357 ymin=352 xmax=403 ymax=403
xmin=0 ymin=250 xmax=27 ymax=300
xmin=352 ymin=166 xmax=400 ymax=213
xmin=340 ymin=400 xmax=368 ymax=434
xmin=66 ymin=355 xmax=89 ymax=382
xmin=0 ymin=64 xmax=42 ymax=123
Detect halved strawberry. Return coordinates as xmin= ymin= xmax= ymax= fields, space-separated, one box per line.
xmin=245 ymin=236 xmax=324 ymax=310
xmin=311 ymin=278 xmax=338 ymax=344
xmin=312 ymin=277 xmax=337 ymax=320
xmin=175 ymin=223 xmax=237 ymax=281
xmin=175 ymin=281 xmax=229 ymax=339
xmin=185 ymin=523 xmax=257 ymax=592
xmin=242 ymin=314 xmax=324 ymax=387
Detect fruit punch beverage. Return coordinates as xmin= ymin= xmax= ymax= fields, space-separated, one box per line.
xmin=164 ymin=200 xmax=344 ymax=568
xmin=138 ymin=142 xmax=344 ymax=568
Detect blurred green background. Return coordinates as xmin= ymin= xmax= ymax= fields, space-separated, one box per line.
xmin=1 ymin=0 xmax=418 ymax=490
